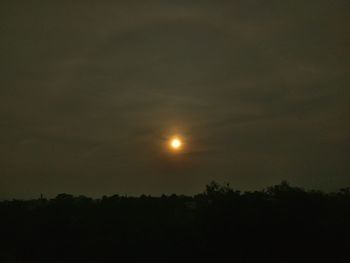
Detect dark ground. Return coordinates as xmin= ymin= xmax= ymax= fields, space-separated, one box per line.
xmin=1 ymin=181 xmax=350 ymax=262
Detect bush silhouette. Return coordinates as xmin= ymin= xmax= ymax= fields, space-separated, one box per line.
xmin=0 ymin=181 xmax=349 ymax=262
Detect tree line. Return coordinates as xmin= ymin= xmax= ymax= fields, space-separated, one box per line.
xmin=1 ymin=181 xmax=349 ymax=262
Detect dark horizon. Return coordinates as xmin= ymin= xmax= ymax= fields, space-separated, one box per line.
xmin=1 ymin=180 xmax=350 ymax=201
xmin=1 ymin=181 xmax=350 ymax=262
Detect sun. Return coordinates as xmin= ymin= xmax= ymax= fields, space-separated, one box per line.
xmin=170 ymin=137 xmax=182 ymax=150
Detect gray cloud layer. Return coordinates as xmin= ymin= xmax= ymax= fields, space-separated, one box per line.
xmin=1 ymin=0 xmax=349 ymax=198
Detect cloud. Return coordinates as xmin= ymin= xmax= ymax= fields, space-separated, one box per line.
xmin=0 ymin=0 xmax=349 ymax=197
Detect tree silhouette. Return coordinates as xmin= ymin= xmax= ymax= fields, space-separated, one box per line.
xmin=0 ymin=181 xmax=349 ymax=262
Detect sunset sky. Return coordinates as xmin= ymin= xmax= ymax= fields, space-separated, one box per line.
xmin=1 ymin=0 xmax=349 ymax=198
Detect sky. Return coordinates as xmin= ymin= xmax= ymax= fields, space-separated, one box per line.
xmin=1 ymin=0 xmax=349 ymax=198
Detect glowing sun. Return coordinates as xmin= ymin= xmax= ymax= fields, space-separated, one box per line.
xmin=170 ymin=138 xmax=182 ymax=150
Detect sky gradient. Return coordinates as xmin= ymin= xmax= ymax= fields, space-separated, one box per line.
xmin=1 ymin=0 xmax=350 ymax=198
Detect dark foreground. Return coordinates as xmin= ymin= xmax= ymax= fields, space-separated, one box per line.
xmin=1 ymin=181 xmax=350 ymax=262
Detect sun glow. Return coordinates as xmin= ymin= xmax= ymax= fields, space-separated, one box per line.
xmin=170 ymin=138 xmax=182 ymax=150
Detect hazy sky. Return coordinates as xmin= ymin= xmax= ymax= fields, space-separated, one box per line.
xmin=1 ymin=0 xmax=349 ymax=198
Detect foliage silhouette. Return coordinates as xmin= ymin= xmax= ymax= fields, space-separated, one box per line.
xmin=0 ymin=181 xmax=349 ymax=262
